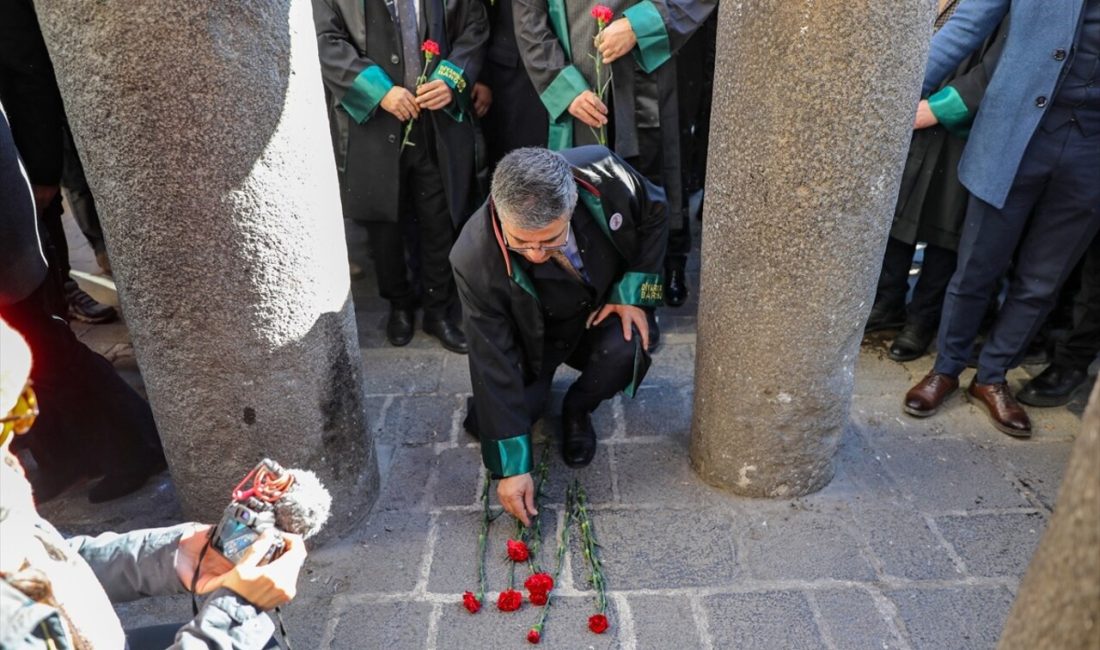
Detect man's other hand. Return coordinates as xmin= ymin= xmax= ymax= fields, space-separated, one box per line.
xmin=587 ymin=303 xmax=650 ymax=350
xmin=498 ymin=473 xmax=538 ymax=526
xmin=597 ymin=18 xmax=637 ymax=64
xmin=416 ymin=79 xmax=454 ymax=111
xmin=175 ymin=524 xmax=234 ymax=594
xmin=381 ymin=87 xmax=420 ymax=121
xmin=202 ymin=531 xmax=308 ymax=610
xmin=914 ymin=99 xmax=939 ymax=130
xmin=472 ymin=82 xmax=493 ymax=118
xmin=568 ymin=90 xmax=608 ymax=129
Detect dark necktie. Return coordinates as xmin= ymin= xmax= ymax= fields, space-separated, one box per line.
xmin=549 ymin=250 xmax=585 ymax=284
xmin=400 ymin=0 xmax=422 ymax=90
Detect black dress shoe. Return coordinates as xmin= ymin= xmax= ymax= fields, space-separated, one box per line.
xmin=386 ymin=307 xmax=415 ymax=347
xmin=864 ymin=303 xmax=906 ymax=333
xmin=424 ymin=316 xmax=468 ymax=354
xmin=664 ymin=265 xmax=688 ymax=307
xmin=561 ymin=410 xmax=597 ymax=468
xmin=888 ymin=322 xmax=936 ymax=362
xmin=1017 ymin=363 xmax=1089 ymax=408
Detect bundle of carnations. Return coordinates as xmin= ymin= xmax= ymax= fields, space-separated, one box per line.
xmin=462 ymin=450 xmax=611 ymax=645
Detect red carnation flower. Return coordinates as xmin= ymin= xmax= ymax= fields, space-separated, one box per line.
xmin=506 ymin=539 xmax=530 ymax=562
xmin=590 ymin=5 xmax=613 ymax=24
xmin=462 ymin=591 xmax=481 ymax=614
xmin=497 ymin=589 xmax=523 ymax=612
xmin=529 ymin=591 xmax=548 ymax=606
xmin=421 ymin=39 xmax=441 ymax=56
xmin=524 ymin=572 xmax=554 ymax=595
xmin=527 ymin=629 xmax=541 ymax=644
xmin=588 ymin=613 xmax=609 ymax=634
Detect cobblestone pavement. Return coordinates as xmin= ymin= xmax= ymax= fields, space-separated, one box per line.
xmin=41 ymin=230 xmax=1091 ymax=650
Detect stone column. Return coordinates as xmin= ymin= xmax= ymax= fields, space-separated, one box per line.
xmin=998 ymin=381 xmax=1100 ymax=649
xmin=690 ymin=1 xmax=934 ymax=496
xmin=35 ymin=0 xmax=379 ymax=530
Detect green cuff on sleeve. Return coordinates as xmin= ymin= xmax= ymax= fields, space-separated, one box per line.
xmin=608 ymin=271 xmax=664 ymax=307
xmin=624 ymin=1 xmax=671 ymax=73
xmin=482 ymin=433 xmax=534 ymax=477
xmin=540 ymin=65 xmax=590 ymax=122
xmin=927 ymin=86 xmax=972 ymax=138
xmin=341 ymin=65 xmax=394 ymax=124
xmin=429 ymin=59 xmax=471 ymax=121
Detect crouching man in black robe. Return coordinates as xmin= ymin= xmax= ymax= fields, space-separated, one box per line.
xmin=451 ymin=146 xmax=666 ymax=524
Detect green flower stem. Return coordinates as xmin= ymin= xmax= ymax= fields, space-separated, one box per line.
xmin=475 ymin=471 xmax=492 ymax=602
xmin=589 ymin=22 xmax=610 ymax=146
xmin=400 ymin=55 xmax=433 ymax=151
xmin=529 ymin=481 xmax=576 ymax=639
xmin=524 ymin=447 xmax=552 ymax=574
xmin=573 ymin=480 xmax=607 ymax=614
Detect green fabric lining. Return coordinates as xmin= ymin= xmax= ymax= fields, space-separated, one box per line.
xmin=511 ymin=263 xmax=540 ymax=302
xmin=482 ymin=434 xmax=534 ymax=477
xmin=608 ymin=271 xmax=664 ymax=306
xmin=546 ymin=0 xmax=575 ymax=149
xmin=624 ymin=1 xmax=671 ymax=73
xmin=927 ymin=86 xmax=972 ymax=138
xmin=541 ymin=66 xmax=589 ymax=152
xmin=341 ymin=65 xmax=394 ymax=124
xmin=429 ymin=58 xmax=471 ymax=121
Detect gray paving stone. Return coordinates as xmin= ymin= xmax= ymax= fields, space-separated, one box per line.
xmin=704 ymin=591 xmax=827 ymax=650
xmin=428 ymin=508 xmax=560 ymax=594
xmin=330 ymin=600 xmax=432 ymax=649
xmin=361 ymin=348 xmax=442 ymax=394
xmin=622 ymin=385 xmax=692 ymax=438
xmin=613 ymin=439 xmax=731 ymax=506
xmin=385 ymin=394 xmax=458 ymax=445
xmin=873 ymin=436 xmax=1029 ymax=511
xmin=640 ymin=343 xmax=694 ymax=387
xmin=546 ymin=390 xmax=618 ymax=438
xmin=848 ymin=505 xmax=960 ymax=580
xmin=739 ymin=508 xmax=876 ymax=581
xmin=434 ymin=446 xmax=483 ymax=508
xmin=365 ymin=395 xmax=390 ymax=442
xmin=629 ymin=595 xmax=703 ymax=650
xmin=887 ymin=586 xmax=1014 ymax=650
xmin=571 ymin=509 xmax=738 ymax=590
xmin=435 ymin=595 xmax=618 ymax=649
xmin=796 ymin=427 xmax=902 ymax=505
xmin=994 ymin=441 xmax=1072 ymax=510
xmin=337 ymin=511 xmax=432 ymax=593
xmin=934 ymin=512 xmax=1045 ymax=578
xmin=812 ymin=589 xmax=902 ymax=649
xmin=375 ymin=446 xmax=434 ymax=511
xmin=537 ymin=446 xmax=617 ymax=506
xmin=438 ymin=353 xmax=473 ymax=393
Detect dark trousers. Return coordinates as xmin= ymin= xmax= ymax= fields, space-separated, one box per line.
xmin=1054 ymin=233 xmax=1100 ymax=370
xmin=627 ymin=128 xmax=690 ymax=262
xmin=0 ymin=281 xmax=163 ymax=479
xmin=934 ymin=122 xmax=1100 ymax=384
xmin=875 ymin=237 xmax=958 ymax=329
xmin=365 ymin=121 xmax=455 ymax=317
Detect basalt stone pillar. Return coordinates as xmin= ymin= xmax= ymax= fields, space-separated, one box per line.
xmin=998 ymin=381 xmax=1100 ymax=649
xmin=690 ymin=1 xmax=934 ymax=496
xmin=35 ymin=0 xmax=379 ymax=531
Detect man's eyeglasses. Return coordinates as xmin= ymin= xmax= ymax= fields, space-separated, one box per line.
xmin=504 ymin=221 xmax=572 ymax=253
xmin=0 ymin=383 xmax=38 ymax=447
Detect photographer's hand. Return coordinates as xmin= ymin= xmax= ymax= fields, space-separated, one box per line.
xmin=207 ymin=531 xmax=307 ymax=610
xmin=176 ymin=524 xmax=234 ymax=593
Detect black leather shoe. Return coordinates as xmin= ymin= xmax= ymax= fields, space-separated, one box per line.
xmin=864 ymin=303 xmax=905 ymax=333
xmin=424 ymin=316 xmax=468 ymax=354
xmin=1017 ymin=363 xmax=1089 ymax=408
xmin=889 ymin=322 xmax=936 ymax=362
xmin=65 ymin=280 xmax=117 ymax=324
xmin=88 ymin=457 xmax=168 ymax=503
xmin=561 ymin=410 xmax=597 ymax=468
xmin=386 ymin=307 xmax=415 ymax=347
xmin=664 ymin=265 xmax=688 ymax=307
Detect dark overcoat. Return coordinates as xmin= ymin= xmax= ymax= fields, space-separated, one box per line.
xmin=891 ymin=17 xmax=1009 ymax=252
xmin=450 ymin=146 xmax=667 ymax=476
xmin=313 ymin=0 xmax=488 ymax=226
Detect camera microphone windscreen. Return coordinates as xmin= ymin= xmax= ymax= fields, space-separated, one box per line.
xmin=274 ymin=468 xmax=332 ymax=540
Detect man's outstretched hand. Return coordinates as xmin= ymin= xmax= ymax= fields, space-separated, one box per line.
xmin=498 ymin=473 xmax=538 ymax=526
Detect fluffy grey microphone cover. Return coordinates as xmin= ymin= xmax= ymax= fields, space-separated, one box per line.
xmin=275 ymin=469 xmax=332 ymax=539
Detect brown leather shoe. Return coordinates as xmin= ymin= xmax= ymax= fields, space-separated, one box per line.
xmin=967 ymin=381 xmax=1032 ymax=438
xmin=904 ymin=372 xmax=959 ymax=417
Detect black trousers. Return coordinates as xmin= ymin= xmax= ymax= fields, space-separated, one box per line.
xmin=627 ymin=128 xmax=690 ymax=263
xmin=365 ymin=120 xmax=456 ymax=317
xmin=875 ymin=237 xmax=957 ymax=329
xmin=934 ymin=121 xmax=1100 ymax=384
xmin=1054 ymin=233 xmax=1100 ymax=370
xmin=0 ymin=281 xmax=163 ymax=479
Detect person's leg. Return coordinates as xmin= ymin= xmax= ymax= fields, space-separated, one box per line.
xmin=1055 ymin=235 xmax=1100 ymax=370
xmin=364 ymin=219 xmax=417 ymax=346
xmin=868 ymin=237 xmax=915 ymax=331
xmin=889 ymin=243 xmax=957 ymax=361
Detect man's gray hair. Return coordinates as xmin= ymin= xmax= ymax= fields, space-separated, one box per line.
xmin=491 ymin=148 xmax=577 ymax=230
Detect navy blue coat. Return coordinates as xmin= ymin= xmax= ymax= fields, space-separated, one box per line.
xmin=922 ymin=0 xmax=1088 ymax=209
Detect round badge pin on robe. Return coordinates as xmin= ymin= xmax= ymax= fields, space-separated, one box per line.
xmin=609 ymin=212 xmax=623 ymax=231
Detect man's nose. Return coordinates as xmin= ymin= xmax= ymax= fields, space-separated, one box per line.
xmin=525 ymin=249 xmax=550 ymax=264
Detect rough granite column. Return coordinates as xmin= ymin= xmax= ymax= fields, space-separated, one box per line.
xmin=690 ymin=1 xmax=934 ymax=496
xmin=35 ymin=0 xmax=379 ymax=531
xmin=998 ymin=381 xmax=1100 ymax=649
